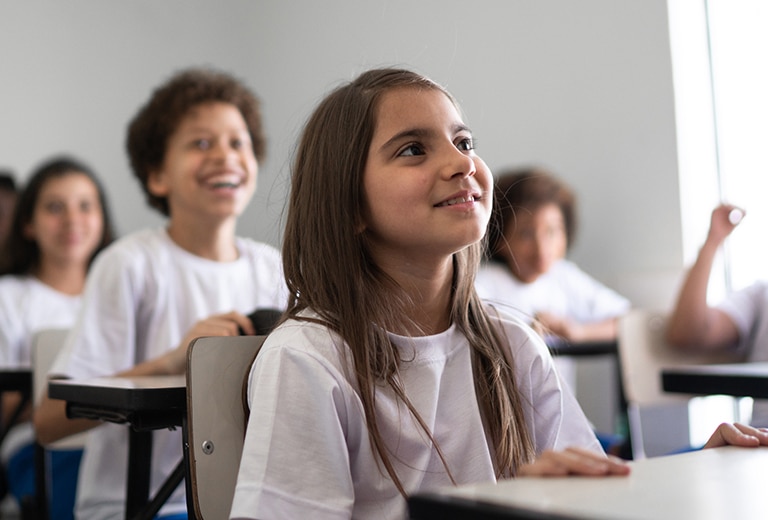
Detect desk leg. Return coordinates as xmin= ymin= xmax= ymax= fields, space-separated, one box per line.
xmin=126 ymin=429 xmax=152 ymax=520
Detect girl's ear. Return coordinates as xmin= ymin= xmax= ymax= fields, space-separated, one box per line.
xmin=147 ymin=169 xmax=170 ymax=197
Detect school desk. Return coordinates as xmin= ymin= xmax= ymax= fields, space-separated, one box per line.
xmin=546 ymin=339 xmax=618 ymax=358
xmin=48 ymin=375 xmax=186 ymax=520
xmin=408 ymin=445 xmax=768 ymax=519
xmin=662 ymin=362 xmax=768 ymax=399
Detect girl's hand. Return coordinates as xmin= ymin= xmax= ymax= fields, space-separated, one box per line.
xmin=517 ymin=447 xmax=630 ymax=477
xmin=703 ymin=422 xmax=768 ymax=449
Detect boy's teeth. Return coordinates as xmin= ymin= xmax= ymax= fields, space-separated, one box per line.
xmin=211 ymin=181 xmax=239 ymax=189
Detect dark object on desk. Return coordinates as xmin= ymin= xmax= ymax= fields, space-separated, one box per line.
xmin=662 ymin=362 xmax=768 ymax=399
xmin=546 ymin=338 xmax=618 ymax=357
xmin=238 ymin=308 xmax=282 ymax=336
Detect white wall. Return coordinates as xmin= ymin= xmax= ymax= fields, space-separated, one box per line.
xmin=0 ymin=0 xmax=687 ymax=310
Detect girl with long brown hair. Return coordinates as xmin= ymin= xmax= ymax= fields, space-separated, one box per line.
xmin=231 ymin=68 xmax=766 ymax=519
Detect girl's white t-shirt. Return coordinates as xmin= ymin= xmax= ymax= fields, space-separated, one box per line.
xmin=230 ymin=309 xmax=601 ymax=520
xmin=0 ymin=275 xmax=82 ymax=462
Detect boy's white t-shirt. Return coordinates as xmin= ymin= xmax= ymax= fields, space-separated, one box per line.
xmin=230 ymin=309 xmax=602 ymax=520
xmin=717 ymin=281 xmax=768 ymax=427
xmin=0 ymin=275 xmax=82 ymax=462
xmin=51 ymin=227 xmax=287 ymax=520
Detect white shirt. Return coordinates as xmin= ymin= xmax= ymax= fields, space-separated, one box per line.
xmin=717 ymin=281 xmax=768 ymax=426
xmin=475 ymin=260 xmax=629 ymax=391
xmin=230 ymin=309 xmax=601 ymax=520
xmin=0 ymin=275 xmax=81 ymax=367
xmin=475 ymin=260 xmax=630 ymax=325
xmin=0 ymin=275 xmax=81 ymax=462
xmin=51 ymin=228 xmax=287 ymax=520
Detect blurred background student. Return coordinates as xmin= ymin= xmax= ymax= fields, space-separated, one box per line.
xmin=476 ymin=168 xmax=630 ymax=448
xmin=0 ymin=156 xmax=115 ymax=519
xmin=666 ymin=203 xmax=768 ymax=428
xmin=477 ymin=167 xmax=630 ymax=343
xmin=0 ymin=171 xmax=19 ymax=251
xmin=475 ymin=168 xmax=630 ymax=449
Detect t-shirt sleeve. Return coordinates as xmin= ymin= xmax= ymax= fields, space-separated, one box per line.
xmin=716 ymin=281 xmax=768 ymax=352
xmin=51 ymin=247 xmax=142 ymax=379
xmin=230 ymin=343 xmax=356 ymax=520
xmin=506 ymin=320 xmax=603 ymax=455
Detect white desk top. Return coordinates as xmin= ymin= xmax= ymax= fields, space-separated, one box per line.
xmin=412 ymin=446 xmax=768 ymax=519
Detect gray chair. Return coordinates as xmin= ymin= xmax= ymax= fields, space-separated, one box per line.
xmin=184 ymin=335 xmax=266 ymax=519
xmin=617 ymin=309 xmax=742 ymax=458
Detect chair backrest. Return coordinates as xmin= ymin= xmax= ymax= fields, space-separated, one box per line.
xmin=31 ymin=328 xmax=86 ymax=449
xmin=617 ymin=309 xmax=743 ymax=458
xmin=617 ymin=309 xmax=743 ymax=407
xmin=185 ymin=335 xmax=266 ymax=520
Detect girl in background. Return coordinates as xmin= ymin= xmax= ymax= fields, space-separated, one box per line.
xmin=0 ymin=156 xmax=115 ymax=519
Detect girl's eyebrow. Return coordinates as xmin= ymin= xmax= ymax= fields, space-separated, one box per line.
xmin=378 ymin=123 xmax=472 ymax=153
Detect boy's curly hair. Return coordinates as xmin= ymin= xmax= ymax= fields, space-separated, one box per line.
xmin=126 ymin=68 xmax=265 ymax=216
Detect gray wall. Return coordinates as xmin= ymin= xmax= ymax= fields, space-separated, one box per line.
xmin=0 ymin=0 xmax=686 ymax=310
xmin=1 ymin=0 xmax=689 ymax=435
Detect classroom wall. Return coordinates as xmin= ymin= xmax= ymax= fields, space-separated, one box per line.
xmin=0 ymin=0 xmax=686 ymax=310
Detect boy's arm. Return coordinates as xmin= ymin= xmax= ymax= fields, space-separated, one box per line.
xmin=115 ymin=311 xmax=255 ymax=377
xmin=666 ymin=205 xmax=741 ymax=350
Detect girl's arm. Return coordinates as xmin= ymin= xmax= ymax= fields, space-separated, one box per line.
xmin=536 ymin=313 xmax=617 ymax=343
xmin=33 ymin=390 xmax=98 ymax=445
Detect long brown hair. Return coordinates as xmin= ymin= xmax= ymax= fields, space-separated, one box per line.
xmin=282 ymin=68 xmax=534 ymax=494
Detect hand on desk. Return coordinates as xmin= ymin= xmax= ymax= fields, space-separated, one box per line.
xmin=703 ymin=422 xmax=768 ymax=449
xmin=518 ymin=446 xmax=630 ymax=477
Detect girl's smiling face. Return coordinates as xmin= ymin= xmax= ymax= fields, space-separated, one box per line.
xmin=25 ymin=172 xmax=104 ymax=268
xmin=361 ymin=87 xmax=493 ymax=268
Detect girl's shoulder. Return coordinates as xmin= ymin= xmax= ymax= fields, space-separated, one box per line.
xmin=483 ymin=304 xmax=550 ymax=358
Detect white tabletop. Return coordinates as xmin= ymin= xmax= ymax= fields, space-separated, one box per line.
xmin=412 ymin=446 xmax=768 ymax=519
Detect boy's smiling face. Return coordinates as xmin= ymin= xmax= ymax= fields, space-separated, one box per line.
xmin=148 ymin=101 xmax=258 ymax=226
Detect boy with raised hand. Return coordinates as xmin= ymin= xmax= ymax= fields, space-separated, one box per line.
xmin=34 ymin=68 xmax=286 ymax=519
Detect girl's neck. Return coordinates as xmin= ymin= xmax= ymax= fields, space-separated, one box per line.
xmin=34 ymin=260 xmax=87 ymax=296
xmin=382 ymin=258 xmax=454 ymax=336
xmin=166 ymin=218 xmax=239 ymax=262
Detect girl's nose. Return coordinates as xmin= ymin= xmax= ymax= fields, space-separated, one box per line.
xmin=443 ymin=146 xmax=476 ymax=179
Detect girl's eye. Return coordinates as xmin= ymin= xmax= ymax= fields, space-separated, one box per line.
xmin=43 ymin=201 xmax=65 ymax=214
xmin=231 ymin=138 xmax=244 ymax=150
xmin=193 ymin=139 xmax=211 ymax=150
xmin=456 ymin=137 xmax=474 ymax=152
xmin=399 ymin=144 xmax=424 ymax=157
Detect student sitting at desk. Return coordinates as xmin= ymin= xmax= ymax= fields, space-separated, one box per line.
xmin=476 ymin=169 xmax=630 ymax=395
xmin=229 ymin=68 xmax=767 ymax=520
xmin=0 ymin=157 xmax=115 ymax=519
xmin=666 ymin=203 xmax=768 ymax=427
xmin=34 ymin=68 xmax=287 ymax=520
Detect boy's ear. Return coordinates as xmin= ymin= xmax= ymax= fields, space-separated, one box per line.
xmin=147 ymin=169 xmax=170 ymax=197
